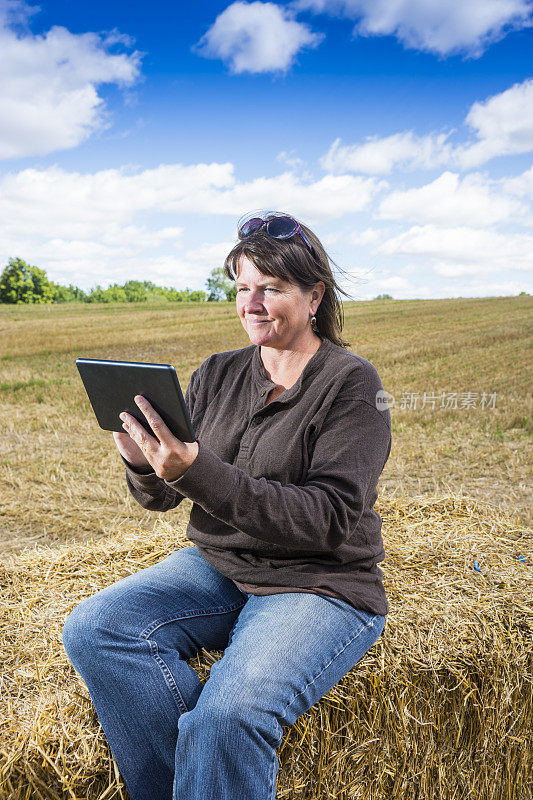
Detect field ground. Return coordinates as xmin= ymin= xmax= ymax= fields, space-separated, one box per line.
xmin=0 ymin=294 xmax=531 ymax=561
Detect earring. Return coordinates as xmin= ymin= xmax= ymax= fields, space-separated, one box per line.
xmin=310 ymin=315 xmax=318 ymax=331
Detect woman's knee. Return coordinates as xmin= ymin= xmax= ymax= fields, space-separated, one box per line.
xmin=62 ymin=597 xmax=98 ymax=664
xmin=62 ymin=590 xmax=120 ymax=668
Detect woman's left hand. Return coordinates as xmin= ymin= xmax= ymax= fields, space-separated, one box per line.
xmin=119 ymin=395 xmax=199 ymax=482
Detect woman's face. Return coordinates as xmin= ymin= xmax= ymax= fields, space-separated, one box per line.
xmin=235 ymin=256 xmax=324 ymax=349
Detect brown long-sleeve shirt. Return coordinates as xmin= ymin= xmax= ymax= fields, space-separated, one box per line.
xmin=121 ymin=334 xmax=392 ymax=614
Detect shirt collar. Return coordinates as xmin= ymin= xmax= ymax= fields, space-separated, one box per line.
xmin=251 ymin=335 xmax=332 ymax=401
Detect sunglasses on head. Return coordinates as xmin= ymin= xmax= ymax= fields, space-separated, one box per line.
xmin=237 ymin=212 xmax=313 ymax=253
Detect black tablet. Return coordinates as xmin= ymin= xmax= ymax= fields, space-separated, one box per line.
xmin=75 ymin=357 xmax=196 ymax=442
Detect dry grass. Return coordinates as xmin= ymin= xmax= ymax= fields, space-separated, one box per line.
xmin=0 ymin=494 xmax=531 ymax=800
xmin=1 ymin=295 xmax=532 ymax=798
xmin=1 ymin=295 xmax=531 ymax=560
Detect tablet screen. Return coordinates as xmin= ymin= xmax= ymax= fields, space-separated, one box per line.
xmin=76 ymin=357 xmax=196 ymax=442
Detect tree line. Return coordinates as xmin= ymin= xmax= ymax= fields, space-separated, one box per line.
xmin=0 ymin=258 xmax=237 ymax=304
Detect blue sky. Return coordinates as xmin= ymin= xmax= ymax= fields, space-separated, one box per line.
xmin=1 ymin=0 xmax=532 ymax=299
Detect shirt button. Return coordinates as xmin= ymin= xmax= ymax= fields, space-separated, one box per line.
xmin=260 ymin=389 xmax=266 ymax=396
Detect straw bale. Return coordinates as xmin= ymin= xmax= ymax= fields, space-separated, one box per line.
xmin=0 ymin=492 xmax=531 ymax=800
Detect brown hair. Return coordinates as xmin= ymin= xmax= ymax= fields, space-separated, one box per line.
xmin=223 ymin=213 xmax=353 ymax=348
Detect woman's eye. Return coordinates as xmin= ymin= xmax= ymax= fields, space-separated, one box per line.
xmin=237 ymin=288 xmax=278 ymax=292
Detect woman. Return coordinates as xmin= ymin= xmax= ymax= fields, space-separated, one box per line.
xmin=62 ymin=210 xmax=392 ymax=800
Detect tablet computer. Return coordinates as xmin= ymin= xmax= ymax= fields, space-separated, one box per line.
xmin=75 ymin=357 xmax=196 ymax=442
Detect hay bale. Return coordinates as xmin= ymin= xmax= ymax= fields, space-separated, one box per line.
xmin=0 ymin=493 xmax=531 ymax=800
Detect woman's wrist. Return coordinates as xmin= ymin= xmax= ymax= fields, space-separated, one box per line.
xmin=121 ymin=454 xmax=155 ymax=475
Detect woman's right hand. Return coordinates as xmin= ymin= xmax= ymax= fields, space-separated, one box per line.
xmin=112 ymin=431 xmax=153 ymax=471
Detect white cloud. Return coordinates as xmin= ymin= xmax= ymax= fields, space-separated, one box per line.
xmin=0 ymin=160 xmax=384 ymax=289
xmin=502 ymin=165 xmax=533 ymax=198
xmin=49 ymin=255 xmax=206 ymax=294
xmin=322 ymin=225 xmax=393 ymax=246
xmin=358 ymin=273 xmax=531 ymax=300
xmin=348 ymin=227 xmax=383 ymax=245
xmin=293 ymin=0 xmax=533 ymax=57
xmin=371 ymin=275 xmax=411 ymax=291
xmin=355 ymin=273 xmax=434 ymax=300
xmin=367 ymin=277 xmax=531 ymax=299
xmin=276 ymin=149 xmax=307 ymax=171
xmin=0 ymin=161 xmax=383 ymax=234
xmin=377 ymin=224 xmax=533 ymax=274
xmin=321 ymin=78 xmax=533 ymax=174
xmin=0 ymin=162 xmax=237 ymax=239
xmin=184 ymin=241 xmax=236 ymax=263
xmin=438 ymin=278 xmax=531 ymax=296
xmin=455 ymin=79 xmax=533 ymax=168
xmin=212 ymin=170 xmax=386 ymax=219
xmin=193 ymin=1 xmax=323 ymax=74
xmin=321 ymin=131 xmax=454 ymax=174
xmin=378 ymin=171 xmax=530 ymax=226
xmin=0 ymin=1 xmax=142 ymax=159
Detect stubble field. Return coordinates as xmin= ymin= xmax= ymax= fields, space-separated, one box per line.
xmin=1 ymin=294 xmax=532 ymax=800
xmin=0 ymin=294 xmax=531 ymax=563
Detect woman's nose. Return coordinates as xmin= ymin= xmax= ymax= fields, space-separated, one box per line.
xmin=243 ymin=291 xmax=265 ymax=309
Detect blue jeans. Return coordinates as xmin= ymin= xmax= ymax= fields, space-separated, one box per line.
xmin=62 ymin=545 xmax=385 ymax=800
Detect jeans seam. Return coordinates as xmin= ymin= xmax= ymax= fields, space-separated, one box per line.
xmin=279 ymin=615 xmax=379 ymax=722
xmin=144 ymin=637 xmax=191 ymax=715
xmin=138 ymin=600 xmax=246 ymax=640
xmin=269 ymin=741 xmax=278 ymax=800
xmin=137 ymin=600 xmax=247 ymax=715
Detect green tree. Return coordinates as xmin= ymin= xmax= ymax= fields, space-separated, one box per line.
xmin=122 ymin=280 xmax=149 ymax=302
xmin=163 ymin=287 xmax=186 ymax=302
xmin=0 ymin=257 xmax=56 ymax=304
xmin=143 ymin=281 xmax=169 ymax=302
xmin=374 ymin=293 xmax=393 ymax=300
xmin=51 ymin=283 xmax=87 ymax=302
xmin=90 ymin=284 xmax=130 ymax=303
xmin=206 ymin=267 xmax=236 ymax=302
xmin=225 ymin=283 xmax=237 ymax=302
xmin=187 ymin=289 xmax=207 ymax=302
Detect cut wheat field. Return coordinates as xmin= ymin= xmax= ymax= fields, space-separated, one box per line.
xmin=0 ymin=295 xmax=531 ymax=559
xmin=0 ymin=295 xmax=531 ymax=800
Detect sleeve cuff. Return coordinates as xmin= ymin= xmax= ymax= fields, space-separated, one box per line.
xmin=163 ymin=441 xmax=238 ymax=514
xmin=120 ymin=454 xmax=162 ymax=489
